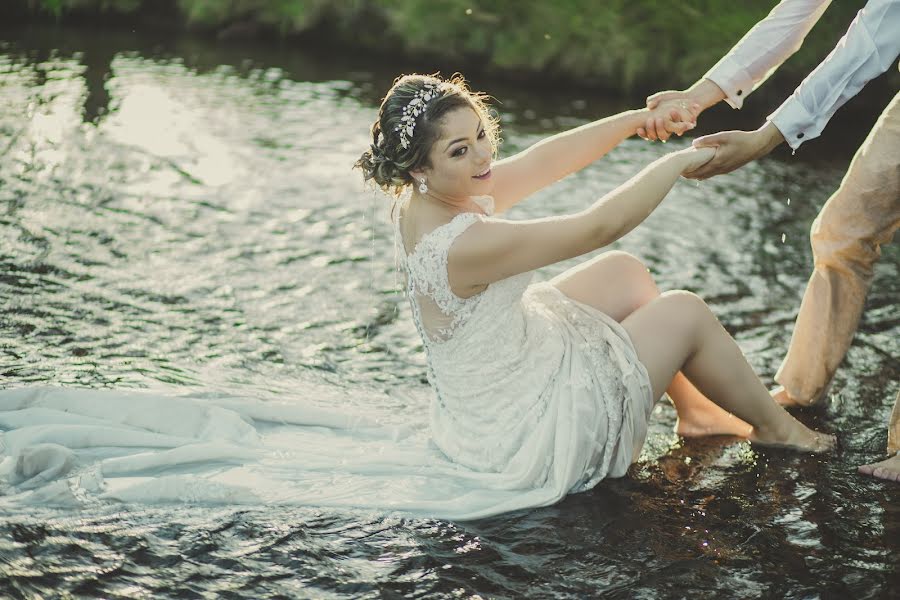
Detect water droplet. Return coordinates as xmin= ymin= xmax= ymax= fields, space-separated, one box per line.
xmin=781 ymin=233 xmax=786 ymax=244
xmin=787 ymin=198 xmax=791 ymax=206
xmin=465 ymin=8 xmax=472 ymax=15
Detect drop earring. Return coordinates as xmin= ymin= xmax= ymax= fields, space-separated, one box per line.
xmin=418 ymin=177 xmax=428 ymax=194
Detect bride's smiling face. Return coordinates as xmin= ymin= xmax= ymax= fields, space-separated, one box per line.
xmin=411 ymin=106 xmax=494 ymax=199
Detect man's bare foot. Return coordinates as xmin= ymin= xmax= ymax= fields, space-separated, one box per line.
xmin=771 ymin=385 xmax=810 ymax=407
xmin=750 ymin=417 xmax=836 ymax=453
xmin=858 ymin=452 xmax=900 ymax=482
xmin=770 ymin=384 xmax=829 ymax=407
xmin=675 ymin=403 xmax=753 ymax=438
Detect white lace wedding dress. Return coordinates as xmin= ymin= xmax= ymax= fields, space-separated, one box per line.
xmin=392 ymin=194 xmax=655 ymax=504
xmin=0 ymin=195 xmax=654 ymax=520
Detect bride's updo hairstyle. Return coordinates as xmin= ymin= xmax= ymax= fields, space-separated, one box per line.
xmin=355 ymin=73 xmax=500 ymax=196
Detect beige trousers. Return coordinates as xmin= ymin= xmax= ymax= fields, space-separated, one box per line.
xmin=775 ymin=91 xmax=900 ymax=410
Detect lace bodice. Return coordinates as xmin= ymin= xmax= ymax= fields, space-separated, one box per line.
xmin=393 ymin=195 xmax=494 ymax=345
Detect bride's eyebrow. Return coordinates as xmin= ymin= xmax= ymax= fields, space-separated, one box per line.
xmin=444 ymin=122 xmax=483 ymax=151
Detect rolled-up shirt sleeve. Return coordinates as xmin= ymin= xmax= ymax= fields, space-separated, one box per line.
xmin=704 ymin=0 xmax=832 ymax=109
xmin=768 ymin=0 xmax=900 ymax=149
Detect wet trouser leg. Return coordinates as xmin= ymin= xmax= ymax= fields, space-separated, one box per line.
xmin=889 ymin=390 xmax=899 ymax=455
xmin=775 ymin=91 xmax=900 ymax=404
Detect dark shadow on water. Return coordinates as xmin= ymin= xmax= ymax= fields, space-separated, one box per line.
xmin=79 ymin=43 xmax=116 ymax=123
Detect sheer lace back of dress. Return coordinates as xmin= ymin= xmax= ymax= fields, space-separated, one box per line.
xmin=394 ymin=196 xmax=493 ymax=345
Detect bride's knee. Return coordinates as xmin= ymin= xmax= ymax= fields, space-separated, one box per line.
xmin=658 ymin=290 xmax=715 ymax=327
xmin=659 ymin=289 xmax=708 ymax=307
xmin=608 ymin=251 xmax=659 ymax=301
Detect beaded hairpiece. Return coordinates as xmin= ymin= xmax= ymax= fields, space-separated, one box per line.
xmin=395 ymin=83 xmax=443 ymax=150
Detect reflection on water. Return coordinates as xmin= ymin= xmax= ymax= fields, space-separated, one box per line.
xmin=1 ymin=23 xmax=898 ymax=599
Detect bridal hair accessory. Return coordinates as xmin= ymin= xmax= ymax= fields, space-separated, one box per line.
xmin=396 ymin=83 xmax=443 ymax=149
xmin=418 ymin=177 xmax=428 ymax=194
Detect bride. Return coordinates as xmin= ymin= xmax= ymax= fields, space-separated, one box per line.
xmin=0 ymin=73 xmax=834 ymax=521
xmin=355 ymin=72 xmax=834 ymax=487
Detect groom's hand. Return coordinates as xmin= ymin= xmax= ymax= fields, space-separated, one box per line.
xmin=684 ymin=122 xmax=785 ymax=179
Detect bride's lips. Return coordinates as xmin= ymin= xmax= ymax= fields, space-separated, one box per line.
xmin=473 ymin=168 xmax=492 ymax=180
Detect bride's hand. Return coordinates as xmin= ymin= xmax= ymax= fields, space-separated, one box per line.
xmin=677 ymin=146 xmax=717 ymax=175
xmin=636 ymin=104 xmax=698 ymax=142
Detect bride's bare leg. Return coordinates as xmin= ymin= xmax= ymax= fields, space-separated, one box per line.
xmin=622 ymin=291 xmax=835 ymax=452
xmin=667 ymin=372 xmax=753 ymax=438
xmin=550 ymin=251 xmax=752 ymax=437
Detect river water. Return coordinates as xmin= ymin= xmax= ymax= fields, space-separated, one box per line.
xmin=1 ymin=23 xmax=898 ymax=599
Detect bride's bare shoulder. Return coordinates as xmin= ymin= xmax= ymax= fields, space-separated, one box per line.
xmin=398 ymin=201 xmax=452 ymax=253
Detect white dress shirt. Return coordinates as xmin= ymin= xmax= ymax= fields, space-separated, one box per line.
xmin=703 ymin=0 xmax=900 ymax=149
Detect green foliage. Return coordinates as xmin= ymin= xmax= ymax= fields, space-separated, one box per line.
xmin=37 ymin=0 xmax=146 ymax=16
xmin=30 ymin=0 xmax=874 ymax=92
xmin=365 ymin=0 xmax=868 ymax=91
xmin=39 ymin=0 xmax=64 ymax=16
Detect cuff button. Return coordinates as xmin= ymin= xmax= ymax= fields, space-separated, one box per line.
xmin=736 ymin=90 xmax=743 ymax=96
xmin=797 ymin=133 xmax=804 ymax=139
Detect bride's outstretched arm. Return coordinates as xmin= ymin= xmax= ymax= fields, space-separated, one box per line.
xmin=490 ymin=106 xmax=694 ymax=214
xmin=593 ymin=146 xmax=715 ymax=246
xmin=452 ymin=147 xmax=716 ymax=289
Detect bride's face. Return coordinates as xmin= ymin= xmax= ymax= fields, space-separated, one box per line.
xmin=414 ymin=106 xmax=494 ymax=199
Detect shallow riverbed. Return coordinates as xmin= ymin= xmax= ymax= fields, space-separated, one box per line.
xmin=1 ymin=23 xmax=898 ymax=599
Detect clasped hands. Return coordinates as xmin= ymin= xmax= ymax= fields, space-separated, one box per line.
xmin=638 ymin=100 xmax=701 ymax=143
xmin=636 ymin=80 xmax=786 ymax=179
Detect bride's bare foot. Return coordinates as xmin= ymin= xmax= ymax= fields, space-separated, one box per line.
xmin=675 ymin=401 xmax=753 ymax=438
xmin=858 ymin=452 xmax=900 ymax=482
xmin=750 ymin=416 xmax=836 ymax=453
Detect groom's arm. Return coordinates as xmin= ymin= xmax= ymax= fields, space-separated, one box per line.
xmin=686 ymin=0 xmax=900 ymax=179
xmin=703 ymin=0 xmax=833 ymax=110
xmin=767 ymin=0 xmax=900 ymax=149
xmin=641 ymin=0 xmax=832 ymax=139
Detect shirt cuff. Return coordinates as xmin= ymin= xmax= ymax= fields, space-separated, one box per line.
xmin=703 ymin=56 xmax=755 ymax=109
xmin=767 ymin=95 xmax=818 ymax=150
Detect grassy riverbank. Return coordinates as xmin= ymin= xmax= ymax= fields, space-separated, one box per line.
xmin=9 ymin=0 xmax=885 ymax=95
